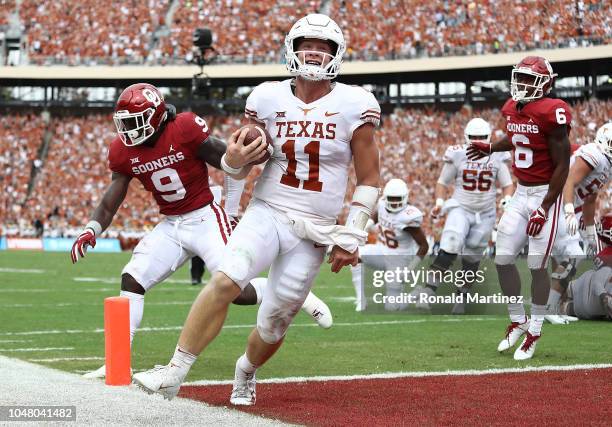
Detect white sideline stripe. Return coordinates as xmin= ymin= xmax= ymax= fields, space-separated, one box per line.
xmin=0 ymin=347 xmax=75 ymax=352
xmin=0 ymin=339 xmax=31 ymax=343
xmin=0 ymin=356 xmax=283 ymax=426
xmin=28 ymin=356 xmax=105 ymax=362
xmin=185 ymin=363 xmax=612 ymax=386
xmin=1 ymin=301 xmax=194 ymax=308
xmin=0 ymin=317 xmax=497 ymax=336
xmin=0 ymin=267 xmax=46 ymax=273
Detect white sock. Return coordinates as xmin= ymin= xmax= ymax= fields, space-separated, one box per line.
xmin=508 ymin=303 xmax=527 ymax=324
xmin=546 ymin=289 xmax=562 ymax=314
xmin=236 ymin=353 xmax=258 ymax=380
xmin=250 ymin=277 xmax=266 ymax=305
xmin=301 ymin=292 xmax=319 ymax=314
xmin=351 ymin=263 xmax=364 ymax=301
xmin=119 ymin=290 xmax=145 ymax=344
xmin=529 ymin=304 xmax=546 ymax=336
xmin=169 ymin=345 xmax=197 ymax=379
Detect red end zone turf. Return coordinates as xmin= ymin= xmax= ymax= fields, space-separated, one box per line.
xmin=180 ymin=368 xmax=612 ymax=426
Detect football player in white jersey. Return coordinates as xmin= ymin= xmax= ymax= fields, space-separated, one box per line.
xmin=350 ymin=179 xmax=429 ymax=311
xmin=410 ymin=118 xmax=514 ymax=313
xmin=134 ymin=14 xmax=381 ymax=405
xmin=546 ymin=123 xmax=611 ymax=321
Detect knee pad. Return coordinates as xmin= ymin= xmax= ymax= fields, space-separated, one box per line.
xmin=121 ymin=273 xmax=146 ymax=295
xmin=439 ymin=230 xmax=464 ymax=254
xmin=431 ymin=250 xmax=457 ymax=272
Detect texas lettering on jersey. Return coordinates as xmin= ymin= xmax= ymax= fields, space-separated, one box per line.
xmin=108 ymin=112 xmax=213 ymax=215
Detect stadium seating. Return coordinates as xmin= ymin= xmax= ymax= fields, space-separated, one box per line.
xmin=3 ymin=98 xmax=610 ymax=238
xmin=9 ymin=0 xmax=610 ymax=65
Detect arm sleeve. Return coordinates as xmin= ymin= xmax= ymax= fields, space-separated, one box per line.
xmin=577 ymin=144 xmax=600 ymax=170
xmin=437 ymin=162 xmax=457 ymax=186
xmin=224 ymin=175 xmax=246 ymax=217
xmin=540 ymin=100 xmax=572 ymax=134
xmin=497 ymin=161 xmax=513 ymax=187
xmin=348 ymin=90 xmax=381 ymax=137
xmin=245 ymin=84 xmax=265 ymax=124
xmin=402 ymin=208 xmax=424 ymax=228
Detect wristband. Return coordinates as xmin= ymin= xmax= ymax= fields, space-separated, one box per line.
xmin=85 ymin=220 xmax=102 ymax=236
xmin=221 ymin=153 xmax=243 ymax=175
xmin=563 ymin=203 xmax=575 ymax=216
xmin=435 ymin=198 xmax=444 ymax=208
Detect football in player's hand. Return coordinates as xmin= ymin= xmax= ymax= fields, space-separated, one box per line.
xmin=240 ymin=124 xmax=273 ymax=165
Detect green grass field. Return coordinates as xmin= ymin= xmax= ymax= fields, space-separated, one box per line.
xmin=1 ymin=251 xmax=610 ymax=382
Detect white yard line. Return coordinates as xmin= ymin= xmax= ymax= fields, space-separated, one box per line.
xmin=1 ymin=301 xmax=194 ymax=308
xmin=0 ymin=267 xmax=46 ymax=273
xmin=185 ymin=363 xmax=612 ymax=386
xmin=0 ymin=347 xmax=74 ymax=352
xmin=0 ymin=317 xmax=498 ymax=336
xmin=28 ymin=356 xmax=105 ymax=362
xmin=0 ymin=355 xmax=283 ymax=426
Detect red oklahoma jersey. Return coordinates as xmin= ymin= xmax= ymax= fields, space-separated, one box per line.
xmin=501 ymin=97 xmax=572 ymax=183
xmin=108 ymin=112 xmax=214 ymax=215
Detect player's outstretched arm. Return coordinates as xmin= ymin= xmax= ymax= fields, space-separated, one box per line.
xmin=196 ymin=135 xmax=227 ymax=170
xmin=71 ymin=173 xmax=131 ymax=263
xmin=562 ymin=157 xmax=592 ymax=235
xmin=432 ymin=163 xmax=454 ymax=217
xmin=328 ymin=123 xmax=380 ymax=273
xmin=466 ymin=135 xmax=513 ymax=160
xmin=406 ymin=227 xmax=429 ymax=258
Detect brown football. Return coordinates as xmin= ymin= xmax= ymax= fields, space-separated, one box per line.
xmin=240 ymin=124 xmax=273 ymax=164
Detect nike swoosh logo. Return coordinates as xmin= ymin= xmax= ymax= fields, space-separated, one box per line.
xmin=325 ymin=112 xmax=339 ymax=117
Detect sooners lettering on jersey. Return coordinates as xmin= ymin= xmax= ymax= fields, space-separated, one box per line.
xmin=501 ymin=97 xmax=572 ymax=183
xmin=108 ymin=112 xmax=213 ymax=215
xmin=443 ymin=145 xmax=512 ymax=212
xmin=572 ymin=143 xmax=611 ymax=208
xmin=245 ymin=79 xmax=380 ymax=223
xmin=377 ymin=202 xmax=423 ymax=252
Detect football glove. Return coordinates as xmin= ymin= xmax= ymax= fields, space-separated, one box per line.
xmin=564 ymin=203 xmax=578 ymax=236
xmin=526 ymin=207 xmax=547 ymax=237
xmin=466 ymin=141 xmax=492 ymax=160
xmin=584 ymin=225 xmax=599 ymax=258
xmin=71 ymin=228 xmax=96 ymax=264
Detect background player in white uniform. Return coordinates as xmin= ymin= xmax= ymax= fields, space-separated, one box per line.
xmin=350 ymin=179 xmax=429 ymax=311
xmin=134 ymin=14 xmax=381 ymax=405
xmin=546 ymin=123 xmax=612 ymax=322
xmin=555 ymin=214 xmax=612 ymax=320
xmin=410 ymin=118 xmax=513 ymax=312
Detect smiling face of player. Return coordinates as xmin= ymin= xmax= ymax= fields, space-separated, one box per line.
xmin=295 ymin=38 xmax=334 ymax=69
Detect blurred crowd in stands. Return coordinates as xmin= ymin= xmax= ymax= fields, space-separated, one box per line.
xmin=2 ymin=98 xmax=610 ymax=241
xmin=2 ymin=0 xmax=607 ymax=66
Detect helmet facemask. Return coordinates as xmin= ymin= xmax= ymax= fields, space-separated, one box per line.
xmin=114 ymin=108 xmax=161 ymax=147
xmin=511 ymin=68 xmax=551 ymax=103
xmin=385 ymin=195 xmax=408 ymax=213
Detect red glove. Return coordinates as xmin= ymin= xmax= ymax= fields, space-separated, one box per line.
xmin=466 ymin=141 xmax=492 ymax=160
xmin=71 ymin=229 xmax=96 ymax=263
xmin=526 ymin=207 xmax=548 ymax=237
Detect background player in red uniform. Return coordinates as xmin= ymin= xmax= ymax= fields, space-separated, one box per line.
xmin=468 ymin=56 xmax=572 ymax=360
xmin=71 ymin=83 xmax=331 ymax=378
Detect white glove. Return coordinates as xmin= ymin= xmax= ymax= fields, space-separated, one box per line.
xmin=499 ymin=195 xmax=512 ymax=211
xmin=564 ymin=203 xmax=578 ymax=236
xmin=584 ymin=225 xmax=599 ymax=258
xmin=431 ymin=198 xmax=444 ymax=219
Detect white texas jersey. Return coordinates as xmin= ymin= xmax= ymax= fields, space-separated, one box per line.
xmin=377 ymin=202 xmax=423 ymax=253
xmin=440 ymin=145 xmax=512 ymax=212
xmin=572 ymin=143 xmax=611 ymax=211
xmin=245 ymin=79 xmax=380 ymax=224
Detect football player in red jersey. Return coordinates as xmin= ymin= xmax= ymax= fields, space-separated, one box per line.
xmin=71 ymin=83 xmax=332 ymax=379
xmin=467 ymin=56 xmax=571 ymax=360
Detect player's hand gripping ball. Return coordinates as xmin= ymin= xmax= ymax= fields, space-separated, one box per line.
xmin=240 ymin=124 xmax=273 ymax=165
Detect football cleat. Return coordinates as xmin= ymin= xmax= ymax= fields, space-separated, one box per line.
xmin=132 ymin=364 xmax=183 ymax=400
xmin=230 ymin=372 xmax=256 ymax=406
xmin=544 ymin=315 xmax=569 ymax=325
xmin=301 ymin=292 xmax=333 ymax=329
xmin=82 ymin=364 xmax=134 ymax=379
xmin=514 ymin=332 xmax=541 ymax=360
xmin=497 ymin=318 xmax=529 ymax=352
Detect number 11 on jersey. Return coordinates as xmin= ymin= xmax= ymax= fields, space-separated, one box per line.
xmin=280 ymin=139 xmax=323 ymax=192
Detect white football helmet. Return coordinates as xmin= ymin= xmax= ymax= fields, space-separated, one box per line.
xmin=383 ymin=179 xmax=409 ymax=213
xmin=464 ymin=117 xmax=492 ymax=145
xmin=284 ymin=14 xmax=346 ymax=81
xmin=594 ymin=122 xmax=612 ymax=159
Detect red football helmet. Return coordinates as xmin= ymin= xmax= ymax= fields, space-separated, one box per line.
xmin=113 ymin=83 xmax=167 ymax=146
xmin=510 ymin=56 xmax=557 ymax=103
xmin=597 ymin=214 xmax=612 ymax=246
